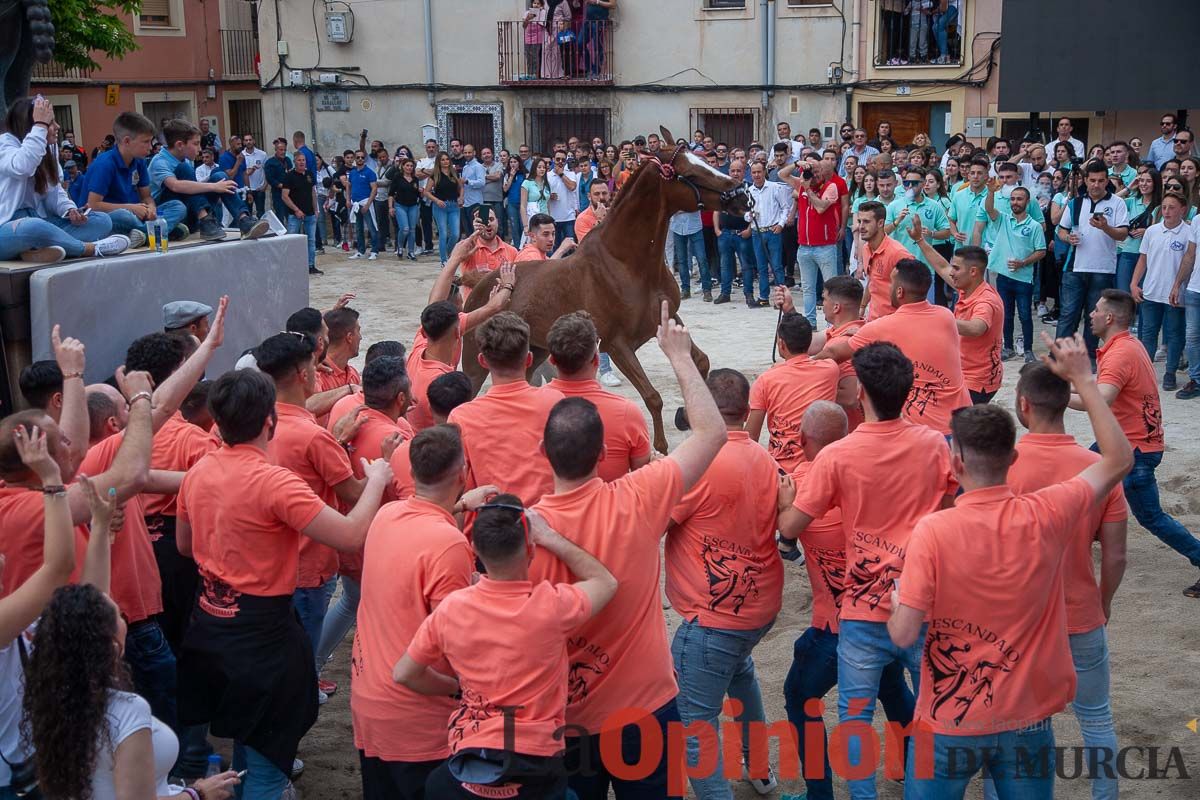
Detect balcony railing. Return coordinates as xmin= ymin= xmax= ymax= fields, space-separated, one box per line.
xmin=221 ymin=28 xmax=259 ymax=80
xmin=498 ymin=20 xmax=613 ymax=86
xmin=29 ymin=60 xmax=91 ymax=82
xmin=874 ymin=0 xmax=963 ymax=67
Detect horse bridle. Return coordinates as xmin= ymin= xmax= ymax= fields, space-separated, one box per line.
xmin=645 ymin=144 xmax=753 ymax=212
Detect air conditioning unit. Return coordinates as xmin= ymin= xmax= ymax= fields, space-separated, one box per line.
xmin=965 ymin=116 xmax=997 ymax=138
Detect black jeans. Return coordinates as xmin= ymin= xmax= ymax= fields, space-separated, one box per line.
xmin=782 ymin=222 xmax=798 ymax=284
xmin=373 ymin=199 xmax=391 ymax=249
xmin=970 ymin=389 xmax=997 ymax=405
xmin=360 ymin=752 xmax=442 ymax=800
xmin=564 ymin=699 xmax=683 ymax=799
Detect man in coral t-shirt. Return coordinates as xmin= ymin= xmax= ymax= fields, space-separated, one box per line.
xmin=516 ymin=213 xmax=575 ymax=262
xmin=1080 ymin=290 xmax=1200 ymax=596
xmin=782 ymin=401 xmax=914 ymax=800
xmin=889 ymin=333 xmax=1133 ymax=797
xmin=316 ymin=306 xmax=363 ymax=395
xmin=458 ymin=208 xmax=518 ymax=287
xmin=545 ymin=312 xmax=650 ymax=482
xmin=448 ymin=312 xmax=564 ymax=506
xmin=747 ymin=311 xmax=840 ymax=472
xmin=779 ymin=342 xmax=956 ymax=800
xmin=853 ymin=201 xmax=911 ymax=321
xmin=574 ymin=182 xmax=609 ymax=241
xmin=390 ymin=372 xmax=473 ymax=502
xmin=530 ymin=302 xmax=729 ymax=798
xmin=818 ymin=259 xmax=972 ymax=435
xmin=1012 ymin=361 xmax=1128 ymax=798
xmin=666 ymin=368 xmax=787 ymax=798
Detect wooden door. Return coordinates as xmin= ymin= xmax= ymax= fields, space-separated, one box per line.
xmin=860 ymin=102 xmax=933 ymax=148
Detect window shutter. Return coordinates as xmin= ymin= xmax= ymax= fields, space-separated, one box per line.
xmin=140 ymin=0 xmax=172 ymax=25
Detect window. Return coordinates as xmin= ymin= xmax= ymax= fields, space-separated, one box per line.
xmin=875 ymin=0 xmax=963 ymax=67
xmin=524 ymin=108 xmax=611 ymax=155
xmin=448 ymin=114 xmax=497 ymax=153
xmin=140 ymin=0 xmax=173 ymax=27
xmin=705 ymin=0 xmax=745 ymax=8
xmin=228 ymin=99 xmax=264 ymax=147
xmin=51 ymin=105 xmax=75 ymax=135
xmin=690 ymin=108 xmax=758 ymax=150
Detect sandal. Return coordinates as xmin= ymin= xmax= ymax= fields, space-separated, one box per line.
xmin=1184 ymin=577 xmax=1200 ymax=598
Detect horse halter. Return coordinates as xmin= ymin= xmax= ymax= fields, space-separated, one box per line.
xmin=645 ymin=144 xmax=753 ymax=211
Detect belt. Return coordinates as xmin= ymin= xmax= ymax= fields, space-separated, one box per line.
xmin=755 ymin=226 xmax=780 ymax=233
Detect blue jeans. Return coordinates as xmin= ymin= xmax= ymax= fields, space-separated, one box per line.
xmin=718 ymin=229 xmax=757 ymax=298
xmin=108 ymin=202 xmax=187 ymax=238
xmin=1138 ymin=300 xmax=1184 ymax=374
xmin=564 ymin=699 xmax=683 ymax=799
xmin=783 ymin=626 xmax=915 ymax=800
xmin=907 ymin=720 xmax=1055 ymax=800
xmin=1186 ymin=289 xmax=1200 ymax=384
xmin=751 ymin=229 xmax=784 ymax=294
xmin=555 ymin=219 xmax=576 ymax=251
xmin=286 ymin=213 xmax=317 ymax=268
xmin=1057 ymin=271 xmax=1115 ymax=359
xmin=0 ymin=208 xmax=113 ymax=259
xmin=1115 ymin=251 xmax=1139 ymax=295
xmin=932 ymin=5 xmax=958 ymax=57
xmin=232 ymin=742 xmax=289 ymax=800
xmin=599 ymin=352 xmax=614 ymax=374
xmin=837 ymin=619 xmax=925 ymax=800
xmin=798 ymin=244 xmax=840 ymax=326
xmin=314 ymin=575 xmax=361 ymax=670
xmin=431 ymin=201 xmax=459 ymax=261
xmin=670 ymin=618 xmax=774 ymax=799
xmin=125 ymin=620 xmax=178 ymax=732
xmin=1069 ymin=626 xmax=1118 ymax=800
xmin=506 ymin=199 xmax=523 ymax=246
xmin=996 ymin=273 xmax=1035 ymax=352
xmin=294 ymin=577 xmax=338 ymax=670
xmin=674 ymin=230 xmax=712 ymax=293
xmin=393 ymin=203 xmax=419 ymax=256
xmin=355 ymin=203 xmax=381 ymax=255
xmin=158 ymin=163 xmax=249 ymax=225
xmin=1116 ymin=448 xmax=1200 ymax=567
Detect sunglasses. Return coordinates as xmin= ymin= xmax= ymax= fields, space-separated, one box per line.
xmin=476 ymin=502 xmax=532 ymax=551
xmin=903 ymin=180 xmax=922 ymax=187
xmin=1175 ymin=139 xmax=1192 ymax=145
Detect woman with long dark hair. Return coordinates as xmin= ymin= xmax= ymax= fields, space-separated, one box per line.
xmin=503 ymin=153 xmax=526 ymax=246
xmin=520 ymin=156 xmax=551 ymax=238
xmin=422 ymin=151 xmax=462 ymax=264
xmin=387 ymin=158 xmax=422 ymax=261
xmin=0 ymin=97 xmax=130 ymax=262
xmin=1119 ymin=168 xmax=1162 ymax=294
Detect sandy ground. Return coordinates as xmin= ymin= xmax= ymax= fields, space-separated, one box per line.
xmin=277 ymin=247 xmax=1200 ymax=798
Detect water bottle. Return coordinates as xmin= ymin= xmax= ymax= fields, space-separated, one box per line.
xmin=205 ymin=753 xmax=222 ymax=778
xmin=157 ymin=217 xmax=170 ymax=253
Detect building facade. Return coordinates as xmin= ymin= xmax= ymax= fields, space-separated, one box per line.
xmin=29 ymin=0 xmax=263 ymax=155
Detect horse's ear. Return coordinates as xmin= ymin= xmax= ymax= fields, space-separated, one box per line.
xmin=659 ymin=126 xmax=675 ymax=148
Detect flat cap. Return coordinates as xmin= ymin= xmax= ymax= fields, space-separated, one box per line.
xmin=163 ymin=300 xmax=213 ymax=330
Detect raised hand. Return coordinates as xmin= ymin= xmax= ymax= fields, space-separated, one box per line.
xmin=114 ymin=366 xmax=155 ymax=400
xmin=78 ymin=474 xmax=117 ymax=537
xmin=380 ymin=432 xmax=403 ymax=462
xmin=13 ymin=425 xmax=61 ymax=485
xmin=498 ymin=262 xmax=517 ymax=287
xmin=655 ymin=299 xmax=693 ymax=362
xmin=207 ymin=295 xmax=229 ymax=348
xmin=909 ymin=213 xmax=924 ymax=242
xmin=52 ymin=324 xmax=86 ymax=377
xmin=1039 ymin=332 xmax=1093 ymax=385
xmin=333 ymin=292 xmax=357 ymax=310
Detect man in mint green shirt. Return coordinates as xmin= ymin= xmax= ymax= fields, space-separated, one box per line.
xmin=885 ymin=167 xmax=950 ymax=270
xmin=949 ymin=157 xmax=990 ymax=250
xmin=979 ymin=181 xmax=1047 ymax=360
xmin=973 ymin=162 xmax=1044 ymax=249
xmin=1106 ymin=141 xmax=1137 ymax=195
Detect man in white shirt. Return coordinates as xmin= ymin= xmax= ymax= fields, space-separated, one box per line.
xmin=241 ymin=134 xmax=268 ymax=218
xmin=546 ymin=150 xmax=579 ymax=250
xmin=775 ymin=122 xmax=804 ymax=165
xmin=746 ymin=162 xmax=792 ymax=306
xmin=1149 ymin=113 xmax=1180 ymax=169
xmin=194 ymin=149 xmax=217 ymax=183
xmin=1170 ymin=210 xmax=1200 ymax=399
xmin=1055 ymin=160 xmax=1130 ymax=358
xmin=1011 ymin=142 xmax=1053 ymax=192
xmin=414 ymin=138 xmax=438 ymax=255
xmin=1053 ymin=117 xmax=1086 ymax=160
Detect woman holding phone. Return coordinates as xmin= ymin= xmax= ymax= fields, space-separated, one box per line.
xmin=520 ymin=157 xmax=551 ymax=244
xmin=503 ymin=154 xmax=526 ymax=245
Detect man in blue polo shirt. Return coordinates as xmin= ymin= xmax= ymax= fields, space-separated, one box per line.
xmin=342 ymin=149 xmax=379 ymax=260
xmin=218 ymin=134 xmax=248 ymax=187
xmin=86 ymin=111 xmax=188 ymax=247
xmin=293 ymin=131 xmax=316 ymax=175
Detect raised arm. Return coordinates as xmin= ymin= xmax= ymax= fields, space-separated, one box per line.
xmin=657 ymin=301 xmax=727 ymax=489
xmin=51 ymin=325 xmax=89 ymax=469
xmin=908 ymin=215 xmax=954 ymax=285
xmin=300 ymin=458 xmax=392 ymax=552
xmin=150 ymin=296 xmax=228 ymax=432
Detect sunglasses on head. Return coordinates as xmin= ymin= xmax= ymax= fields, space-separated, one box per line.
xmin=476 ymin=502 xmax=532 ymax=551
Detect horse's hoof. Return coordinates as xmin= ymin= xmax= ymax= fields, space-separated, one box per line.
xmin=674 ymin=407 xmax=690 ymax=431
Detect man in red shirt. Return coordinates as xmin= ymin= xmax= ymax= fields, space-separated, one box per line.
xmin=516 ymin=213 xmax=575 ymax=262
xmin=853 ymin=201 xmax=912 ymax=321
xmin=888 ymin=333 xmax=1132 ymax=796
xmin=1012 ymin=361 xmax=1128 ymax=798
xmin=544 ymin=311 xmax=651 ymax=482
xmin=781 ymin=157 xmax=843 ymax=326
xmin=1080 ymin=290 xmax=1200 ymax=596
xmin=317 ymin=306 xmax=363 ymax=394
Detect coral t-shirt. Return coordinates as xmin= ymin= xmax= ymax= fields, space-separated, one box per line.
xmin=80 ymin=434 xmax=163 ymax=624
xmin=0 ymin=486 xmax=89 ymax=598
xmin=388 ymin=440 xmax=416 ymax=503
xmin=448 ymin=381 xmax=564 ymax=506
xmin=177 ymin=444 xmax=327 ymax=600
xmin=826 ymin=318 xmax=865 ymax=430
xmin=530 ymin=458 xmax=684 ymax=733
xmin=791 ymin=461 xmax=847 ymax=633
xmin=515 ymin=243 xmax=548 ymax=262
xmin=462 ymin=239 xmax=518 ymax=280
xmin=795 ymin=417 xmax=956 ymax=623
xmin=666 ymin=432 xmax=784 ymax=630
xmin=1008 ymin=434 xmax=1127 ymax=634
xmin=545 ymin=377 xmax=651 ymax=483
xmin=351 ymin=497 xmax=474 ymax=761
xmin=1096 ymin=330 xmax=1165 ymax=453
xmin=267 ymin=402 xmax=355 ymax=589
xmin=955 ymin=281 xmax=1005 ymax=394
xmin=748 ymin=355 xmax=841 ymax=471
xmin=862 ymin=235 xmax=911 ymax=321
xmin=407 ymin=577 xmax=591 ymax=756
xmin=316 ymin=360 xmax=361 ymax=394
xmin=406 ymin=313 xmax=469 ymax=431
xmin=574 ymin=205 xmax=600 ymax=241
xmin=899 ymin=478 xmax=1096 ymax=735
xmin=849 ymin=301 xmax=971 ymax=434
xmin=142 ymin=412 xmax=218 ymax=518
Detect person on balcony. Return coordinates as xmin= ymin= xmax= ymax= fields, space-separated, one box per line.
xmin=581 ymin=0 xmax=615 ymax=79
xmin=540 ymin=0 xmax=574 ymax=79
xmin=522 ymin=0 xmax=547 ymax=80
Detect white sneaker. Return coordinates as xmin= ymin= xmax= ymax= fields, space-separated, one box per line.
xmin=1037 ymin=303 xmax=1049 ymax=317
xmin=1155 ymin=345 xmax=1167 ymax=362
xmin=317 ymin=689 xmax=329 ymax=706
xmin=368 ymin=252 xmax=378 ymax=261
xmin=290 ymin=758 xmax=305 ymax=779
xmin=127 ymin=228 xmax=147 ymax=249
xmin=92 ymin=234 xmax=131 ymax=257
xmin=18 ymin=245 xmax=66 ymax=263
xmin=348 ymin=252 xmax=363 ymax=260
xmin=746 ymin=765 xmax=779 ymax=795
xmin=599 ymin=371 xmax=622 ymax=387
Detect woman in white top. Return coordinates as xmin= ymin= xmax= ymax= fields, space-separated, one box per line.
xmin=0 ymin=97 xmax=130 ymax=263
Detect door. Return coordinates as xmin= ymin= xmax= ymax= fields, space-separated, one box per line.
xmin=227 ymin=98 xmax=263 ymax=146
xmin=860 ymin=102 xmax=933 ymax=148
xmin=448 ymin=113 xmax=495 ymax=152
xmin=141 ymin=100 xmax=193 ymax=134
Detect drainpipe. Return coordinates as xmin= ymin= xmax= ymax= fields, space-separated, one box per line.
xmin=761 ymin=0 xmax=773 ymax=111
xmin=423 ymin=0 xmax=436 ymax=108
xmin=308 ymin=89 xmax=318 ymax=154
xmin=846 ymin=0 xmax=858 ymax=124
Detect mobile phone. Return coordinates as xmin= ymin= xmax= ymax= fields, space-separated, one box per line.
xmin=476 ymin=205 xmax=491 ymax=226
xmin=1091 ymin=211 xmax=1105 ymax=220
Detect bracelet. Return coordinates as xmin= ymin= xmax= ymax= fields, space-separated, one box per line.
xmin=499 ymin=284 xmax=515 ymax=292
xmin=183 ymin=787 xmax=201 ymax=800
xmin=41 ymin=485 xmax=66 ymax=496
xmin=128 ymin=391 xmax=153 ymax=406
xmin=62 ymin=371 xmax=83 ymax=380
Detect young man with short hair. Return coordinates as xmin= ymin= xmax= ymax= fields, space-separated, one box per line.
xmin=318 ymin=306 xmax=363 ymax=394
xmin=344 ymin=150 xmax=380 ymax=260
xmin=545 ymin=311 xmax=651 ymax=482
xmin=530 ymin=301 xmax=728 ymax=799
xmin=977 ymin=180 xmax=1047 ymax=362
xmin=1131 ymin=191 xmax=1190 ymax=390
xmin=1011 ymin=361 xmax=1128 ymax=799
xmin=448 ymin=312 xmax=565 ymax=505
xmin=948 ymin=157 xmax=989 ymax=250
xmin=516 ymin=213 xmax=574 ymax=261
xmin=779 ymin=341 xmax=956 ymax=800
xmin=455 ymin=208 xmax=518 ymax=289
xmin=240 ymin=134 xmax=267 ymax=217
xmin=852 ymin=201 xmax=910 ymax=321
xmin=1079 ymin=290 xmax=1200 ymax=596
xmin=86 ymin=111 xmax=187 ymax=248
xmin=885 ymin=167 xmax=951 ymax=281
xmin=573 ymin=180 xmax=610 ymax=241
xmin=282 ymin=151 xmax=321 ymax=275
xmin=889 ymin=334 xmax=1133 ymax=798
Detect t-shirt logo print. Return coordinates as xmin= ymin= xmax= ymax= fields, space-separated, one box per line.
xmin=702 ymin=541 xmax=761 ymax=615
xmin=812 ymin=548 xmax=847 ymax=609
xmin=448 ymin=687 xmax=500 ymax=748
xmin=846 ymin=552 xmax=900 ymax=610
xmin=197 ymin=572 xmax=241 ymax=618
xmin=567 ymin=660 xmax=603 ymax=705
xmin=925 ymin=629 xmax=1014 ymax=725
xmin=904 ymin=383 xmax=939 ymax=418
xmin=1141 ymin=395 xmax=1164 ymax=445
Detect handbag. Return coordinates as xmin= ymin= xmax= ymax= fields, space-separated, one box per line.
xmin=1 ymin=638 xmax=41 ymax=799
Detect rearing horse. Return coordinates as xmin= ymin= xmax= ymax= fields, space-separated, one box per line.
xmin=462 ymin=126 xmax=753 ymax=453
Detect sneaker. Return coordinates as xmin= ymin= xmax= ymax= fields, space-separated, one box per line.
xmin=1155 ymin=345 xmax=1167 ymax=362
xmin=318 ymin=678 xmax=338 ymax=696
xmin=680 ymin=290 xmax=691 ymax=300
xmin=779 ymin=538 xmax=805 ymax=564
xmin=238 ymin=216 xmax=270 ymax=240
xmin=755 ymin=298 xmax=771 ymax=307
xmin=1037 ymin=302 xmax=1049 ymax=317
xmin=703 ymin=291 xmax=713 ymax=302
xmin=348 ymin=252 xmax=363 ymax=260
xmin=1184 ymin=574 xmax=1200 ymax=598
xmin=197 ymin=215 xmax=226 ymax=241
xmin=745 ymin=295 xmax=757 ymax=308
xmin=368 ymin=252 xmax=378 ymax=261
xmin=1163 ymin=372 xmax=1178 ymax=391
xmin=92 ymin=234 xmax=131 ymax=257
xmin=1001 ymin=347 xmax=1015 ymax=361
xmin=169 ymin=223 xmax=190 ymax=241
xmin=599 ymin=371 xmax=622 ymax=387
xmin=1024 ymin=351 xmax=1037 ymax=364
xmin=713 ymin=293 xmax=731 ymax=304
xmin=317 ymin=689 xmax=329 ymax=706
xmin=408 ymin=252 xmax=418 ymax=261
xmin=341 ymin=241 xmax=351 ymax=252
xmin=315 ymin=246 xmax=326 ymax=254
xmin=127 ymin=228 xmax=147 ymax=249
xmin=308 ymin=265 xmax=324 ymax=275
xmin=1177 ymin=380 xmax=1200 ymax=400
xmin=290 ymin=758 xmax=305 ymax=779
xmin=747 ymin=765 xmax=779 ymax=795
xmin=18 ymin=245 xmax=66 ymax=263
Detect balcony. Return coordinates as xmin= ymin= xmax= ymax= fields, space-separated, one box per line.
xmin=497 ymin=20 xmax=613 ymax=87
xmin=221 ymin=28 xmax=259 ymax=80
xmin=29 ymin=60 xmax=91 ymax=82
xmin=874 ymin=0 xmax=963 ymax=68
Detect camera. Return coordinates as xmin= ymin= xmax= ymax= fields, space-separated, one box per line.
xmin=801 ymin=168 xmax=814 ymax=181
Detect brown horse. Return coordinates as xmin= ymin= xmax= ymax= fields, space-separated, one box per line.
xmin=462 ymin=126 xmax=753 ymax=453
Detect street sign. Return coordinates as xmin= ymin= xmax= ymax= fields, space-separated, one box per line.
xmin=316 ymin=89 xmax=349 ymax=112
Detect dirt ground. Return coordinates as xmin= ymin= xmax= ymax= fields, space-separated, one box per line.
xmin=283 ymin=248 xmax=1200 ymax=798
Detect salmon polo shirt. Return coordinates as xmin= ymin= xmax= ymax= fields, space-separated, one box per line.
xmin=748 ymin=355 xmax=840 ymax=472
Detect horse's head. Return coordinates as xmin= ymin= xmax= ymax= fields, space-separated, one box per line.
xmin=654 ymin=126 xmax=753 ymax=217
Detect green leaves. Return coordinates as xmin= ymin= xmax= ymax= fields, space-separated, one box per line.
xmin=48 ymin=0 xmax=142 ymax=70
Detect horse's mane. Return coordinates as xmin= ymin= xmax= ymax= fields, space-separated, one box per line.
xmin=607 ymin=160 xmax=660 ymax=215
